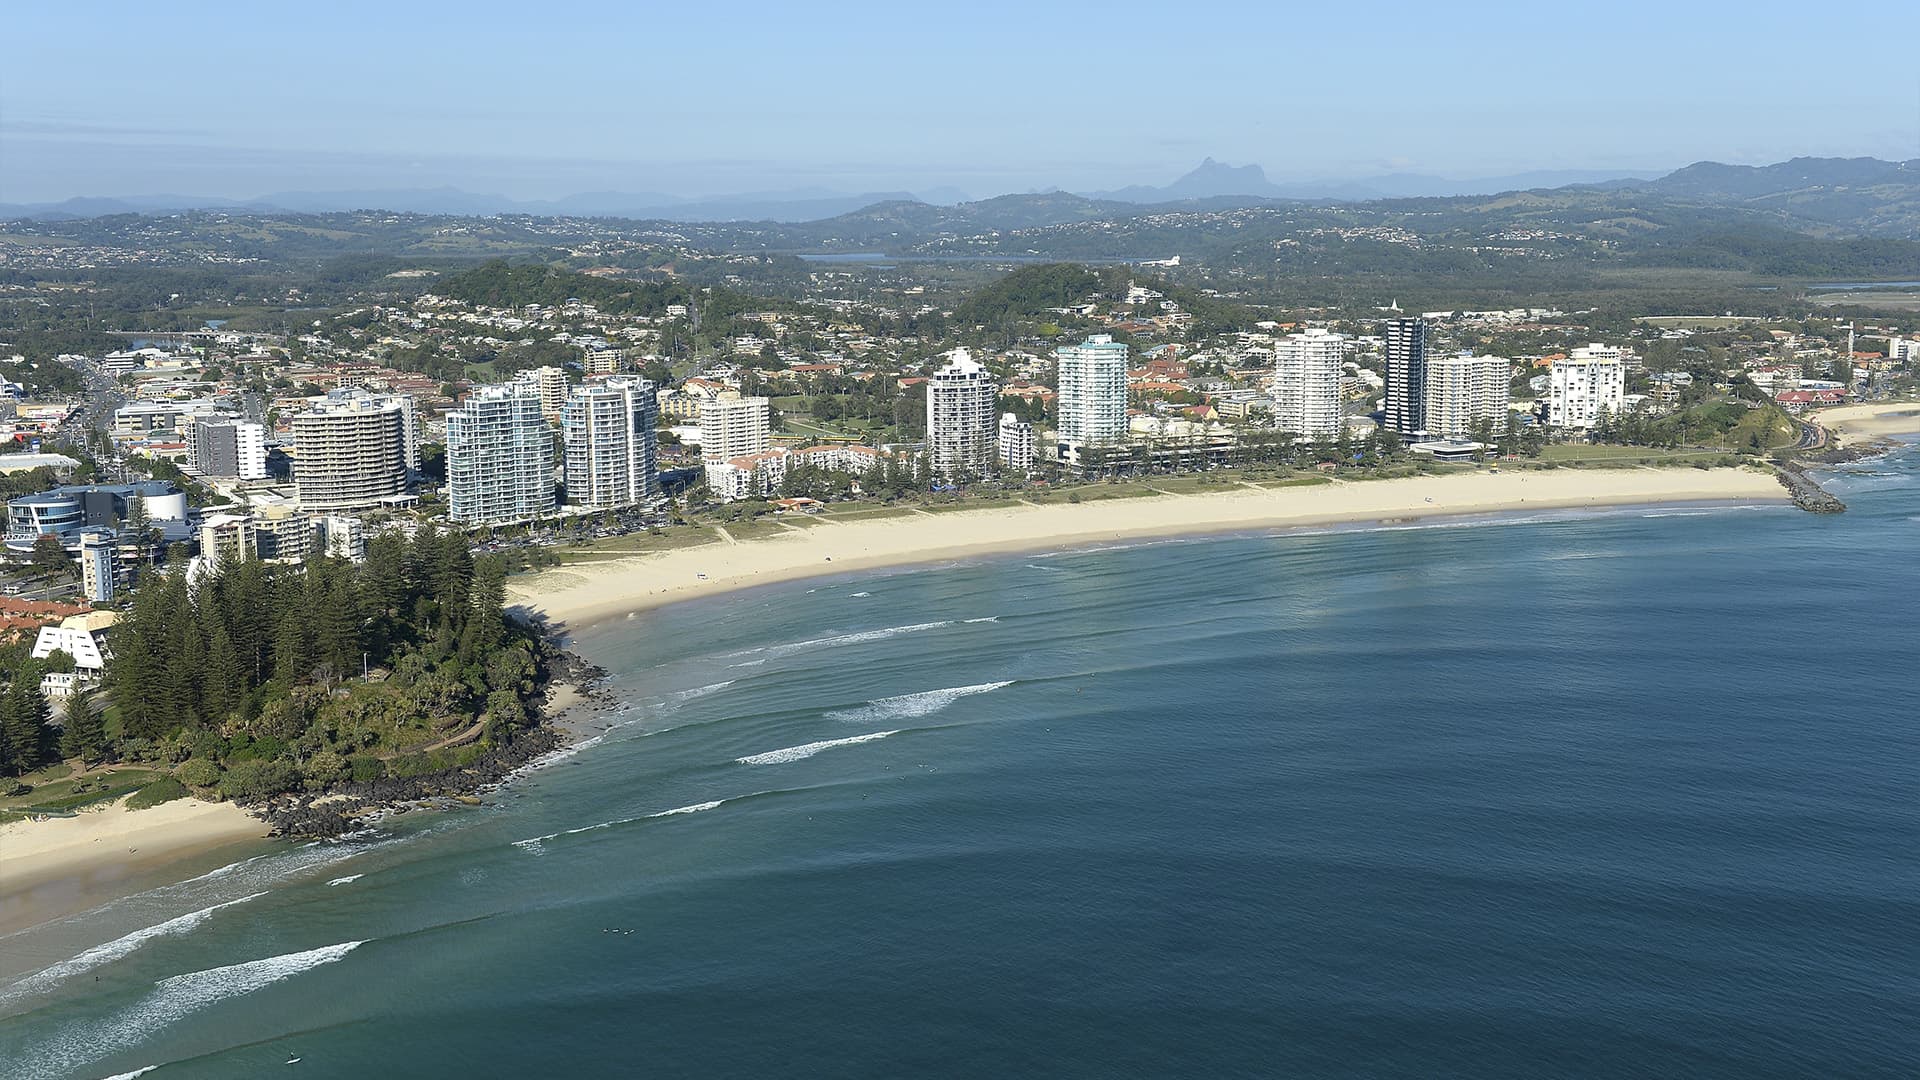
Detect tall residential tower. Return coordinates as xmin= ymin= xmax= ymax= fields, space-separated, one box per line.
xmin=563 ymin=377 xmax=661 ymax=508
xmin=1271 ymin=328 xmax=1346 ymax=437
xmin=447 ymin=383 xmax=556 ymax=526
xmin=1383 ymin=318 xmax=1428 ymax=436
xmin=926 ymin=349 xmax=999 ymax=479
xmin=1055 ymin=334 xmax=1130 ymax=454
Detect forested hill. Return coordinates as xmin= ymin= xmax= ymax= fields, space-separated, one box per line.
xmin=87 ymin=528 xmax=553 ymax=801
xmin=430 ymin=261 xmax=693 ymax=316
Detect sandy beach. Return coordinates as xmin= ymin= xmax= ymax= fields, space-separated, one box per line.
xmin=515 ymin=466 xmax=1787 ymax=629
xmin=0 ymin=797 xmax=267 ymax=935
xmin=1810 ymin=402 xmax=1920 ymax=447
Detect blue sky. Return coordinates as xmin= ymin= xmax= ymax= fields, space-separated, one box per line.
xmin=4 ymin=0 xmax=1916 ymax=202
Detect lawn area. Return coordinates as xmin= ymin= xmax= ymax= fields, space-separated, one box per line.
xmin=817 ymin=505 xmax=925 ymax=522
xmin=0 ymin=764 xmax=163 ymax=823
xmin=549 ymin=527 xmax=722 ymax=560
xmin=1537 ymin=444 xmax=1736 ymax=464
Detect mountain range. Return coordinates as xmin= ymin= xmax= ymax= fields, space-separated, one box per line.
xmin=0 ymin=160 xmax=1660 ymax=223
xmin=1083 ymin=157 xmax=1653 ymax=203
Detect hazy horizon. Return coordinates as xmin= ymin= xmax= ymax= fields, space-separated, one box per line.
xmin=4 ymin=0 xmax=1916 ymax=204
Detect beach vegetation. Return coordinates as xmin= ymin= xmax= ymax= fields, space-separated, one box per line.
xmin=87 ymin=525 xmax=551 ymax=802
xmin=126 ymin=777 xmax=190 ymax=810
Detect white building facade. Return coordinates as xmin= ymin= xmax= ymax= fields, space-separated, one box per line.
xmin=290 ymin=391 xmax=415 ymax=511
xmin=447 ymin=383 xmax=557 ymax=526
xmin=562 ymin=377 xmax=661 ymax=508
xmin=999 ymin=413 xmax=1035 ymax=475
xmin=1548 ymin=357 xmax=1626 ymax=428
xmin=699 ymin=395 xmax=772 ymax=494
xmin=926 ymin=349 xmax=999 ymax=479
xmin=1271 ymin=329 xmax=1346 ymax=437
xmin=1055 ymin=334 xmax=1130 ymax=451
xmin=1423 ymin=353 xmax=1510 ymax=438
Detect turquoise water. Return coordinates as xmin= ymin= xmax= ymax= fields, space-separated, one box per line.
xmin=4 ymin=450 xmax=1919 ymax=1078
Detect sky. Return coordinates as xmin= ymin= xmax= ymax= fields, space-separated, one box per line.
xmin=4 ymin=0 xmax=1918 ymax=204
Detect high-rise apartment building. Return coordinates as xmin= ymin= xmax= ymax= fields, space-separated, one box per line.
xmin=926 ymin=349 xmax=999 ymax=479
xmin=563 ymin=377 xmax=661 ymax=508
xmin=1055 ymin=334 xmax=1130 ymax=450
xmin=1548 ymin=356 xmax=1626 ymax=428
xmin=187 ymin=417 xmax=269 ymax=480
xmin=1383 ymin=318 xmax=1428 ymax=436
xmin=1271 ymin=329 xmax=1346 ymax=437
xmin=999 ymin=413 xmax=1035 ymax=475
xmin=1423 ymin=353 xmax=1509 ymax=439
xmin=516 ymin=365 xmax=571 ymax=424
xmin=290 ymin=391 xmax=414 ymax=511
xmin=447 ymin=383 xmax=556 ymax=526
xmin=698 ymin=395 xmax=771 ymax=463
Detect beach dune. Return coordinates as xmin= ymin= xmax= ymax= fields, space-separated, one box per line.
xmin=516 ymin=466 xmax=1787 ymax=629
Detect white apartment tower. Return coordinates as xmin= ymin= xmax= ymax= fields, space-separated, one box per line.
xmin=698 ymin=395 xmax=771 ymax=463
xmin=1548 ymin=355 xmax=1626 ymax=428
xmin=290 ymin=391 xmax=414 ymax=511
xmin=1055 ymin=334 xmax=1130 ymax=450
xmin=926 ymin=348 xmax=999 ymax=479
xmin=1423 ymin=353 xmax=1510 ymax=438
xmin=447 ymin=383 xmax=556 ymax=526
xmin=999 ymin=413 xmax=1035 ymax=475
xmin=562 ymin=377 xmax=661 ymax=508
xmin=1271 ymin=329 xmax=1346 ymax=437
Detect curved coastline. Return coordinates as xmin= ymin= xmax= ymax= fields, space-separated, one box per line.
xmin=513 ymin=466 xmax=1790 ymax=631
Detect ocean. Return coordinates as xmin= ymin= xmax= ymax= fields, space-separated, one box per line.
xmin=4 ymin=447 xmax=1918 ymax=1078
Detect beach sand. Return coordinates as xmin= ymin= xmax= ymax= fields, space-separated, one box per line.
xmin=515 ymin=466 xmax=1788 ymax=629
xmin=0 ymin=797 xmax=268 ymax=935
xmin=1811 ymin=402 xmax=1920 ymax=447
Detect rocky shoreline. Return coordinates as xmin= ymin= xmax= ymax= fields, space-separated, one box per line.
xmin=1774 ymin=462 xmax=1847 ymax=513
xmin=249 ymin=648 xmax=615 ymax=839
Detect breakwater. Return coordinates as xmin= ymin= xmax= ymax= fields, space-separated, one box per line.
xmin=1776 ymin=463 xmax=1847 ymax=513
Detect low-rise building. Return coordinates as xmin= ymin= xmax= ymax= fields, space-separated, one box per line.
xmin=31 ymin=610 xmax=117 ymax=702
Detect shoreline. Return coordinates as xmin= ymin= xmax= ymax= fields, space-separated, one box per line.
xmin=0 ymin=661 xmax=607 ymax=937
xmin=513 ymin=466 xmax=1789 ymax=631
xmin=1808 ymin=401 xmax=1920 ymax=450
xmin=0 ymin=796 xmax=270 ymax=936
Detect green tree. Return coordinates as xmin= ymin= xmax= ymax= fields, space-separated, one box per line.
xmin=59 ymin=692 xmax=107 ymax=764
xmin=29 ymin=534 xmax=70 ymax=575
xmin=1 ymin=677 xmax=54 ymax=774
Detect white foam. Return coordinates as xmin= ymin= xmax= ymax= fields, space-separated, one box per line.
xmin=650 ymin=800 xmax=724 ymax=817
xmin=325 ymin=875 xmax=363 ymax=887
xmin=513 ymin=798 xmax=735 ymax=853
xmin=724 ymin=621 xmax=955 ymax=663
xmin=97 ymin=1068 xmax=159 ymax=1079
xmin=850 ymin=591 xmax=871 ymax=597
xmin=736 ymin=730 xmax=901 ymax=766
xmin=672 ymin=680 xmax=735 ymax=700
xmin=963 ymin=616 xmax=1000 ymax=624
xmin=827 ymin=681 xmax=1012 ymax=723
xmin=13 ymin=942 xmax=364 ymax=1080
xmin=0 ymin=893 xmax=267 ymax=1007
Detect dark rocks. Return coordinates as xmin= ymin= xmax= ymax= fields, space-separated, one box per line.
xmin=1776 ymin=464 xmax=1847 ymax=514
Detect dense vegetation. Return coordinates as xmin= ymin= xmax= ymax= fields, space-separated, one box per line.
xmin=952 ymin=263 xmax=1100 ymax=326
xmin=433 ymin=260 xmax=693 ymax=317
xmin=53 ymin=527 xmax=551 ymax=798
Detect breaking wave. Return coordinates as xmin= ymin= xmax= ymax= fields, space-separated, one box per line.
xmin=826 ymin=681 xmax=1012 ymax=723
xmin=0 ymin=893 xmax=267 ymax=1007
xmin=512 ymin=798 xmax=734 ymax=854
xmin=10 ymin=942 xmax=365 ymax=1080
xmin=736 ymin=730 xmax=901 ymax=766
